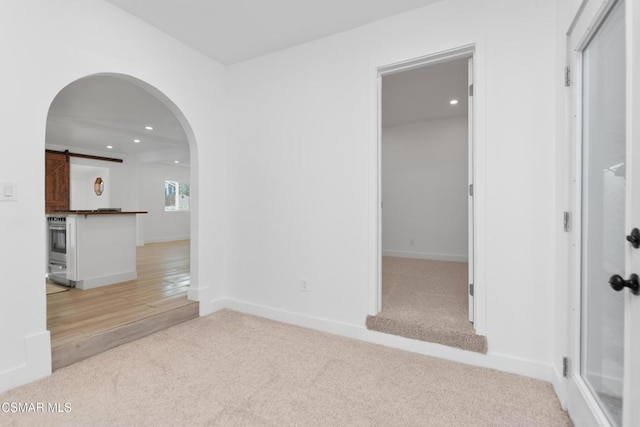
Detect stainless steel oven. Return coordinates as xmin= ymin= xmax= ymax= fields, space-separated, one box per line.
xmin=48 ymin=216 xmax=67 ymax=265
xmin=47 ymin=215 xmax=75 ymax=286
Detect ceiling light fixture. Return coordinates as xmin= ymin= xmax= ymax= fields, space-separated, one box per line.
xmin=134 ymin=139 xmax=141 ymax=143
xmin=145 ymin=126 xmax=153 ymax=130
xmin=174 ymin=160 xmax=180 ymax=164
xmin=106 ymin=145 xmax=113 ymax=149
xmin=449 ymin=99 xmax=459 ymax=105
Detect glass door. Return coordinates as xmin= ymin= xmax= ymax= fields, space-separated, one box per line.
xmin=568 ymin=1 xmax=640 ymax=425
xmin=579 ymin=0 xmax=640 ymax=426
xmin=580 ymin=2 xmax=626 ymax=425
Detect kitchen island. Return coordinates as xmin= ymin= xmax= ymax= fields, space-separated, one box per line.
xmin=47 ymin=211 xmax=147 ymax=289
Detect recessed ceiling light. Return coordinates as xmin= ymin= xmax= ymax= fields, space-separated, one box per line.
xmin=133 ymin=139 xmax=141 ymax=143
xmin=450 ymin=99 xmax=459 ymax=105
xmin=174 ymin=160 xmax=180 ymax=164
xmin=106 ymin=145 xmax=113 ymax=149
xmin=145 ymin=126 xmax=153 ymax=130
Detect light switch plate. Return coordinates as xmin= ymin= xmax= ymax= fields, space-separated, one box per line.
xmin=0 ymin=181 xmax=18 ymax=201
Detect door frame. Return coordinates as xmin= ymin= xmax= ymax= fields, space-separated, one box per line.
xmin=564 ymin=0 xmax=637 ymax=425
xmin=369 ymin=44 xmax=485 ymax=335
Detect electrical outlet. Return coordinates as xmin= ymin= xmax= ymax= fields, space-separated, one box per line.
xmin=410 ymin=239 xmax=415 ymax=246
xmin=300 ymin=277 xmax=310 ymax=293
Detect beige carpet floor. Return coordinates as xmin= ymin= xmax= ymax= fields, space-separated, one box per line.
xmin=367 ymin=257 xmax=487 ymax=353
xmin=0 ymin=310 xmax=568 ymax=426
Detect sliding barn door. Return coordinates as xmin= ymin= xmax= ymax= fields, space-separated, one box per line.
xmin=45 ymin=151 xmax=69 ymax=213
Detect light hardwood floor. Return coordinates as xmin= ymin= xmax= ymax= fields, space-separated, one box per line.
xmin=47 ymin=240 xmax=198 ymax=368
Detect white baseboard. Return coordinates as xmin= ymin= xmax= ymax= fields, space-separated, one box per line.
xmin=76 ymin=271 xmax=137 ymax=290
xmin=202 ymin=297 xmax=555 ymax=385
xmin=382 ymin=250 xmax=468 ymax=263
xmin=201 ymin=298 xmax=228 ymax=316
xmin=187 ymin=287 xmax=202 ymax=302
xmin=187 ymin=286 xmax=215 ymax=306
xmin=551 ymin=367 xmax=567 ymax=409
xmin=142 ymin=235 xmax=190 ymax=244
xmin=0 ymin=331 xmax=51 ymax=394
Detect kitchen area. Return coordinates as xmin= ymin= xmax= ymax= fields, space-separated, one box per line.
xmin=45 ymin=150 xmax=147 ymax=289
xmin=47 ymin=210 xmax=146 ymax=289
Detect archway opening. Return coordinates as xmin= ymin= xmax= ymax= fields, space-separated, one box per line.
xmin=44 ymin=73 xmax=200 ymax=369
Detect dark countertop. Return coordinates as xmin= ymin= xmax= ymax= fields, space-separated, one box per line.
xmin=48 ymin=211 xmax=148 ymax=216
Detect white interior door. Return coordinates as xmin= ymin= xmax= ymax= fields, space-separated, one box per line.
xmin=567 ymin=1 xmax=640 ymax=425
xmin=468 ymin=56 xmax=475 ymax=323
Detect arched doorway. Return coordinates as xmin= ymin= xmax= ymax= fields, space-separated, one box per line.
xmin=44 ymin=73 xmax=201 ymax=369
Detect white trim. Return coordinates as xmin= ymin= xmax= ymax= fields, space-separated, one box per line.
xmin=187 ymin=287 xmax=201 ymax=302
xmin=552 ymin=367 xmax=568 ymax=409
xmin=368 ymin=71 xmax=382 ymax=316
xmin=0 ymin=331 xmax=51 ymax=394
xmin=382 ymin=250 xmax=468 ymax=263
xmin=567 ymin=376 xmax=613 ymax=427
xmin=75 ymin=271 xmax=137 ymax=290
xmin=377 ymin=45 xmax=475 ymax=76
xmin=570 ymin=0 xmax=619 ymax=52
xmin=467 ymin=55 xmax=475 ymax=323
xmin=202 ymin=297 xmax=556 ymax=385
xmin=199 ymin=298 xmax=228 ymax=316
xmin=141 ymin=235 xmax=191 ymax=244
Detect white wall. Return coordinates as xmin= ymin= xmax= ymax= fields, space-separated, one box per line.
xmin=138 ymin=163 xmax=191 ymax=244
xmin=70 ymin=164 xmax=111 ymax=210
xmin=0 ymin=0 xmax=228 ymax=393
xmin=382 ymin=117 xmax=468 ymax=261
xmin=226 ymin=0 xmax=557 ymax=374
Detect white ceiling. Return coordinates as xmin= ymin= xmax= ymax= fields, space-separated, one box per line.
xmin=46 ymin=2 xmax=456 ymax=163
xmin=382 ymin=57 xmax=469 ymax=127
xmin=105 ymin=0 xmax=443 ymax=65
xmin=46 ymin=75 xmax=190 ymax=167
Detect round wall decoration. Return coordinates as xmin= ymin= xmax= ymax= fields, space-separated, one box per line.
xmin=94 ymin=177 xmax=104 ymax=196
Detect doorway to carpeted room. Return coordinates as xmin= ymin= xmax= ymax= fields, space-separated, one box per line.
xmin=367 ymin=256 xmax=486 ymax=353
xmin=367 ymin=51 xmax=486 ymax=353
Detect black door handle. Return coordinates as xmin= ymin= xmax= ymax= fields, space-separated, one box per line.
xmin=609 ymin=274 xmax=640 ymax=295
xmin=626 ymin=228 xmax=640 ymax=248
